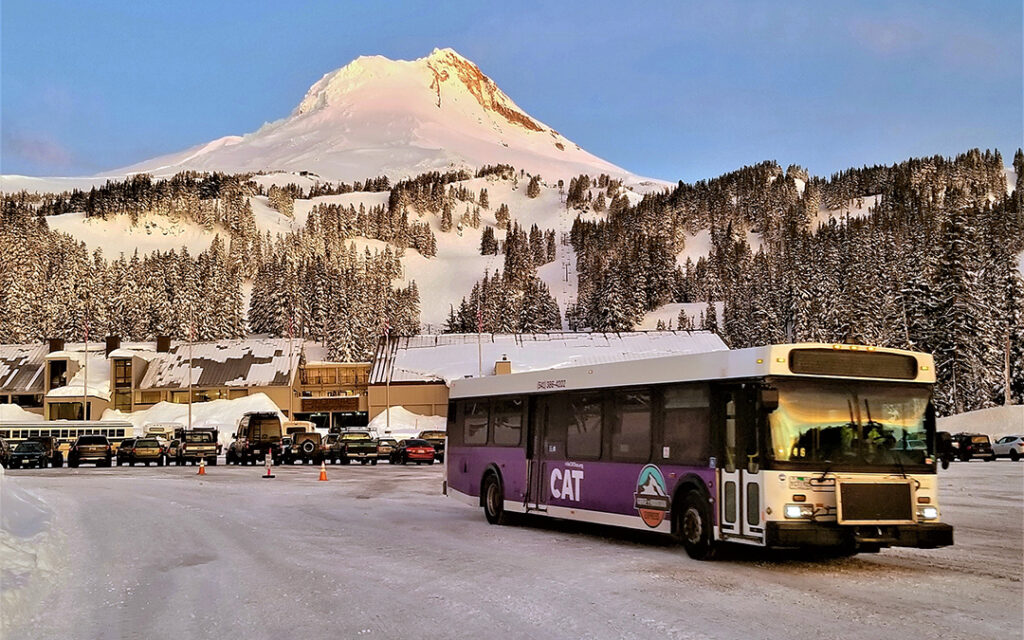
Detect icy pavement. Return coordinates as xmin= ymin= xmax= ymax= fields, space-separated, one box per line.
xmin=2 ymin=461 xmax=1021 ymax=640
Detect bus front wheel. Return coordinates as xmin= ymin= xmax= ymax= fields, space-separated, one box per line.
xmin=677 ymin=492 xmax=716 ymax=561
xmin=482 ymin=473 xmax=508 ymax=525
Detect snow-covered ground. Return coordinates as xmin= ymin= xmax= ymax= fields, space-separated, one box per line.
xmin=1 ymin=460 xmax=1020 ymax=639
xmin=0 ymin=405 xmax=44 ymax=423
xmin=46 ymin=211 xmax=219 ymax=256
xmin=637 ymin=302 xmax=725 ymax=331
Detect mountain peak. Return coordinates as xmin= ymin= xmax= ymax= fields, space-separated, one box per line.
xmin=117 ymin=48 xmax=645 ymax=184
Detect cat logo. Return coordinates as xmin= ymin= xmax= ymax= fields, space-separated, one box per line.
xmin=634 ymin=465 xmax=670 ymax=528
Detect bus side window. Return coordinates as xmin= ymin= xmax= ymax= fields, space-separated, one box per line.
xmin=566 ymin=392 xmax=602 ymax=459
xmin=611 ymin=389 xmax=651 ymax=462
xmin=447 ymin=401 xmax=464 ymax=447
xmin=464 ymin=400 xmax=489 ymax=445
xmin=492 ymin=397 xmax=524 ymax=446
xmin=725 ymin=396 xmax=737 ymax=473
xmin=662 ymin=385 xmax=710 ymax=465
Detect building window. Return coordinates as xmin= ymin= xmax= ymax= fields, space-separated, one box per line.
xmin=114 ymin=390 xmax=131 ymax=412
xmin=139 ymin=391 xmax=161 ymax=405
xmin=114 ymin=359 xmax=132 ymax=388
xmin=48 ymin=360 xmax=68 ymax=390
xmin=12 ymin=394 xmax=43 ymax=408
xmin=228 ymin=389 xmax=248 ymax=399
xmin=171 ymin=391 xmax=190 ymax=404
xmin=49 ymin=402 xmax=84 ymax=420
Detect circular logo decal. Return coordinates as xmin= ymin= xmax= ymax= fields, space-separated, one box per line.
xmin=634 ymin=464 xmax=671 ymax=528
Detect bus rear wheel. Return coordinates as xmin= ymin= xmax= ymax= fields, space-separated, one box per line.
xmin=677 ymin=492 xmax=716 ymax=560
xmin=482 ymin=473 xmax=508 ymax=525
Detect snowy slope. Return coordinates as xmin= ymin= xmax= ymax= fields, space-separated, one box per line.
xmin=47 ymin=212 xmax=220 ymax=256
xmin=117 ymin=49 xmax=659 ymax=188
xmin=937 ymin=404 xmax=1024 ymax=440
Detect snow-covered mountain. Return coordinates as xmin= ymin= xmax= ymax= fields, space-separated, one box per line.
xmin=116 ymin=48 xmax=650 ymax=186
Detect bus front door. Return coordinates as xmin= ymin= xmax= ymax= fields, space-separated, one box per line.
xmin=525 ymin=396 xmax=547 ymax=512
xmin=718 ymin=387 xmax=765 ymax=545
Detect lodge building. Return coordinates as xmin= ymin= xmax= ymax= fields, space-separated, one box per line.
xmin=1 ymin=331 xmax=726 ymax=430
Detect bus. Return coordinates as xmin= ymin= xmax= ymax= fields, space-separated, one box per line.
xmin=443 ymin=343 xmax=954 ymax=559
xmin=0 ymin=421 xmax=135 ymax=456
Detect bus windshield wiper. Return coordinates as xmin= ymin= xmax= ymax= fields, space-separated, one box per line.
xmin=865 ymin=399 xmax=907 ymax=479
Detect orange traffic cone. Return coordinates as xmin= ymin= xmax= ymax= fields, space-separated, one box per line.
xmin=263 ymin=451 xmax=275 ymax=479
xmin=197 ymin=458 xmax=206 ymax=476
xmin=318 ymin=461 xmax=328 ymax=482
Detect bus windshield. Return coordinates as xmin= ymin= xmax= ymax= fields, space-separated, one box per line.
xmin=768 ymin=379 xmax=932 ymax=469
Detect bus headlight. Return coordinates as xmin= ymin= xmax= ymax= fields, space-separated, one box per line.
xmin=785 ymin=503 xmax=815 ymax=519
xmin=916 ymin=506 xmax=939 ymax=520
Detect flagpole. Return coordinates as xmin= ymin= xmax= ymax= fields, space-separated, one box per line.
xmin=384 ymin=318 xmax=390 ymax=436
xmin=288 ymin=314 xmax=294 ymax=420
xmin=83 ymin=308 xmax=89 ymax=421
xmin=188 ymin=315 xmax=193 ymax=431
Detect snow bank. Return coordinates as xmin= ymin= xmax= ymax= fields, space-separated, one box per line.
xmin=368 ymin=406 xmax=445 ymax=439
xmin=0 ymin=404 xmax=44 ymax=423
xmin=100 ymin=392 xmax=284 ymax=447
xmin=0 ymin=466 xmax=61 ymax=634
xmin=937 ymin=404 xmax=1024 ymax=440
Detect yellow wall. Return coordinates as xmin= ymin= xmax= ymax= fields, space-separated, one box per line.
xmin=367 ymin=383 xmax=450 ymax=420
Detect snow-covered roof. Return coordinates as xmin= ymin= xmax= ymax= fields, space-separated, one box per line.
xmin=139 ymin=338 xmax=301 ymax=390
xmin=0 ymin=343 xmax=47 ymax=394
xmin=370 ymin=331 xmax=729 ymax=385
xmin=46 ymin=351 xmax=111 ymax=401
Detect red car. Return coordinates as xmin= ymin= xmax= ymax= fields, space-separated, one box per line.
xmin=389 ymin=439 xmax=435 ymax=465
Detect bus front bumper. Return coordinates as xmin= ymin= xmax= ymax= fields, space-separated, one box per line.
xmin=766 ymin=521 xmax=954 ymax=549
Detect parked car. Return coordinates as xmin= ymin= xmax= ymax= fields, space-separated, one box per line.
xmin=390 ymin=439 xmax=435 ymax=465
xmin=283 ymin=432 xmax=323 ymax=465
xmin=128 ymin=438 xmax=165 ymax=466
xmin=166 ymin=438 xmax=181 ymax=461
xmin=8 ymin=440 xmax=51 ymax=469
xmin=418 ymin=430 xmax=446 ymax=462
xmin=376 ymin=438 xmax=398 ymax=462
xmin=177 ymin=429 xmax=218 ymax=465
xmin=992 ymin=435 xmax=1024 ymax=461
xmin=952 ymin=433 xmax=996 ymax=462
xmin=0 ymin=437 xmax=10 ymax=468
xmin=227 ymin=412 xmax=284 ymax=465
xmin=27 ymin=436 xmax=63 ymax=467
xmin=68 ymin=435 xmax=113 ymax=467
xmin=116 ymin=438 xmax=138 ymax=466
xmin=322 ymin=433 xmax=345 ymax=464
xmin=339 ymin=431 xmax=378 ymax=465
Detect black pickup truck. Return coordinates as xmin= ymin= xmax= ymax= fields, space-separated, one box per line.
xmin=339 ymin=431 xmax=378 ymax=465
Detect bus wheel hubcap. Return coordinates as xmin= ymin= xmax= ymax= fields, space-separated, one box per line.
xmin=683 ymin=508 xmax=702 ymax=543
xmin=487 ymin=483 xmax=499 ymax=514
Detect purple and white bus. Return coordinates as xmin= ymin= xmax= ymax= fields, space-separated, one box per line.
xmin=443 ymin=343 xmax=954 ymax=559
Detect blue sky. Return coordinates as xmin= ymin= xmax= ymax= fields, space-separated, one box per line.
xmin=2 ymin=1 xmax=1020 ymax=182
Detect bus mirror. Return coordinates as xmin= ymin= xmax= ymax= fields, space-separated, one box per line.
xmin=759 ymin=388 xmax=779 ymax=412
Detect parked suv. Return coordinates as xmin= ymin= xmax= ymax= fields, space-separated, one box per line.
xmin=27 ymin=436 xmax=63 ymax=467
xmin=68 ymin=435 xmax=113 ymax=467
xmin=128 ymin=438 xmax=165 ymax=466
xmin=953 ymin=433 xmax=996 ymax=462
xmin=116 ymin=438 xmax=138 ymax=466
xmin=993 ymin=435 xmax=1024 ymax=461
xmin=8 ymin=440 xmax=51 ymax=469
xmin=282 ymin=432 xmax=323 ymax=465
xmin=227 ymin=412 xmax=284 ymax=465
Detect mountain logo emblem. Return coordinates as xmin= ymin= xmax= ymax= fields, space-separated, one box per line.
xmin=634 ymin=465 xmax=670 ymax=528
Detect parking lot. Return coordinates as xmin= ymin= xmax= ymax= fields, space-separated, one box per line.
xmin=2 ymin=460 xmax=1022 ymax=640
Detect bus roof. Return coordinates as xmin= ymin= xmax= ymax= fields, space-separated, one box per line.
xmin=448 ymin=343 xmax=935 ymax=399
